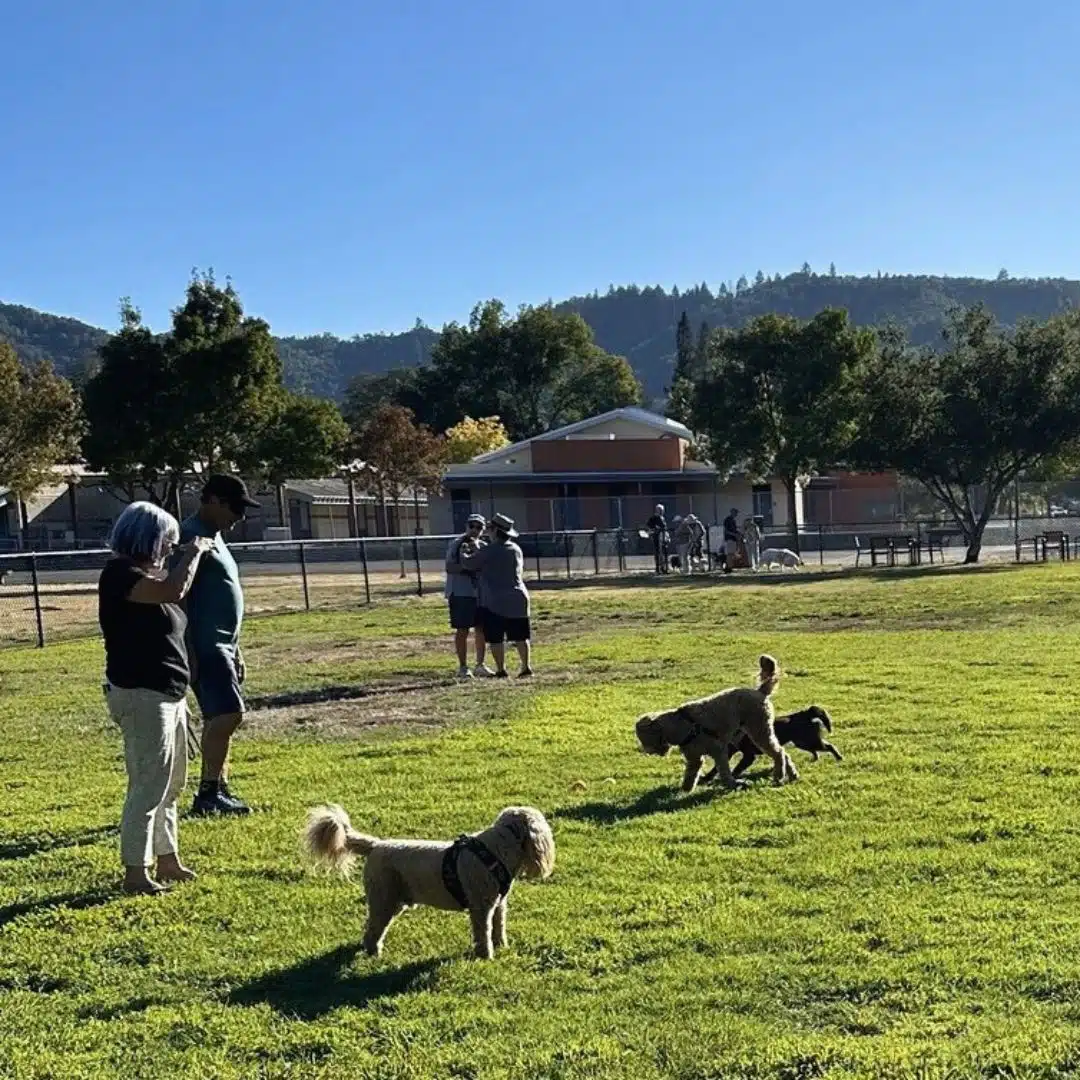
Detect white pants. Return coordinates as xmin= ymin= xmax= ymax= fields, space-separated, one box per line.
xmin=675 ymin=543 xmax=690 ymax=573
xmin=747 ymin=540 xmax=760 ymax=570
xmin=105 ymin=684 xmax=188 ymax=867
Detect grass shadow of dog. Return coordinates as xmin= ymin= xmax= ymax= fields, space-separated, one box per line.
xmin=226 ymin=944 xmax=443 ymax=1019
xmin=0 ymin=824 xmax=118 ymax=862
xmin=555 ymin=783 xmax=734 ymax=825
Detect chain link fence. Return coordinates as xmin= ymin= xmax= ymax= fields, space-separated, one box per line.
xmin=0 ymin=515 xmax=1072 ymax=649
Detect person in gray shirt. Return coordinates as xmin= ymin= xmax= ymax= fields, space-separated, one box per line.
xmin=459 ymin=512 xmax=533 ymax=679
xmin=444 ymin=514 xmax=492 ymax=679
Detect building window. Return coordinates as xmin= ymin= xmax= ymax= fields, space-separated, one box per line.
xmin=450 ymin=489 xmax=472 ymax=533
xmin=752 ymin=484 xmax=774 ymax=528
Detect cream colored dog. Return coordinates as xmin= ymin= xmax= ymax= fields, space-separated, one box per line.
xmin=634 ymin=654 xmax=799 ymax=791
xmin=302 ymin=804 xmax=555 ymax=959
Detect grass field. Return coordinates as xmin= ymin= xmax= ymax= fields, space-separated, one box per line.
xmin=4 ymin=564 xmax=1080 ymax=1078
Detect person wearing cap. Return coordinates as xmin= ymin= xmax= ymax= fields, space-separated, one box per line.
xmin=722 ymin=507 xmax=741 ymax=574
xmin=176 ymin=474 xmax=260 ymax=816
xmin=444 ymin=513 xmax=492 ymax=679
xmin=645 ymin=504 xmax=669 ymax=574
xmin=458 ymin=512 xmax=533 ymax=678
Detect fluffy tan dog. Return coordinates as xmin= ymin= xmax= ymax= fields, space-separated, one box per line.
xmin=634 ymin=654 xmax=798 ymax=791
xmin=302 ymin=804 xmax=555 ymax=959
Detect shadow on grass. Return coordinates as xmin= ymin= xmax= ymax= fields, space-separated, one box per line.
xmin=0 ymin=887 xmax=116 ymax=927
xmin=555 ymin=783 xmax=723 ymax=824
xmin=226 ymin=944 xmax=444 ymax=1019
xmin=0 ymin=824 xmax=118 ymax=861
xmin=245 ymin=677 xmax=456 ymax=712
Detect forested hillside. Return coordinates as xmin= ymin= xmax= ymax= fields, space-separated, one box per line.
xmin=5 ymin=269 xmax=1079 ymax=400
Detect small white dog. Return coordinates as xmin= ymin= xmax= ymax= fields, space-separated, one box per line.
xmin=759 ymin=547 xmax=803 ymax=571
xmin=302 ymin=804 xmax=555 ymax=959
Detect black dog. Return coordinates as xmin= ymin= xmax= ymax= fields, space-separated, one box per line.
xmin=700 ymin=705 xmax=842 ymax=784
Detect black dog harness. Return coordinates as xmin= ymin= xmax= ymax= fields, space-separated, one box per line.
xmin=441 ymin=835 xmax=513 ymax=910
xmin=673 ymin=707 xmax=707 ymax=747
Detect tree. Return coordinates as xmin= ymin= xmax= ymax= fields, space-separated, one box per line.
xmin=444 ymin=416 xmax=511 ymax=463
xmin=735 ymin=275 xmax=749 ymax=294
xmin=850 ymin=306 xmax=1080 ymax=563
xmin=754 ymin=270 xmax=766 ymax=286
xmin=406 ymin=300 xmax=641 ymax=440
xmin=349 ymin=403 xmax=445 ymax=535
xmin=82 ymin=274 xmax=283 ymax=511
xmin=238 ymin=392 xmax=350 ymax=524
xmin=674 ymin=311 xmax=693 ymax=382
xmin=0 ymin=342 xmax=82 ymax=510
xmin=694 ymin=321 xmax=711 ymax=379
xmin=691 ymin=309 xmax=875 ymax=551
xmin=829 ymin=262 xmax=837 ymax=278
xmin=342 ymin=368 xmax=419 ymax=430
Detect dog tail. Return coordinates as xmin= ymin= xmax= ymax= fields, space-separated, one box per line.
xmin=757 ymin=654 xmax=780 ymax=697
xmin=302 ymin=803 xmax=377 ymax=875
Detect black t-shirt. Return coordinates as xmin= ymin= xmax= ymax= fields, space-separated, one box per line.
xmin=647 ymin=514 xmax=666 ymax=534
xmin=723 ymin=514 xmax=739 ymax=541
xmin=98 ymin=557 xmax=190 ymax=699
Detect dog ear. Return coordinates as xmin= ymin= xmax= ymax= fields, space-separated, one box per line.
xmin=517 ymin=808 xmax=556 ymax=879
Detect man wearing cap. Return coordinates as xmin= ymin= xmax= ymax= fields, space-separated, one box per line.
xmin=444 ymin=513 xmax=492 ymax=679
xmin=722 ymin=507 xmax=741 ymax=574
xmin=177 ymin=474 xmax=260 ymax=816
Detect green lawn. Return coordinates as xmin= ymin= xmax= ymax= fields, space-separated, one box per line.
xmin=4 ymin=564 xmax=1080 ymax=1078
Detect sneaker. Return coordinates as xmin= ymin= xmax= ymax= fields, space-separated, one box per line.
xmin=494 ymin=670 xmax=509 ymax=679
xmin=192 ymin=782 xmax=251 ymax=817
xmin=457 ymin=666 xmax=473 ymax=679
xmin=518 ymin=668 xmax=534 ymax=678
xmin=473 ymin=665 xmax=495 ymax=678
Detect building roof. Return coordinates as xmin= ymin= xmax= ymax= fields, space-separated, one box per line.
xmin=469 ymin=407 xmax=695 ymax=465
xmin=285 ymin=479 xmax=428 ymax=505
xmin=444 ymin=469 xmax=720 ymax=487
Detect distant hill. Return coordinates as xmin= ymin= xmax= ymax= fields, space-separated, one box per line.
xmin=5 ymin=270 xmax=1080 ymax=402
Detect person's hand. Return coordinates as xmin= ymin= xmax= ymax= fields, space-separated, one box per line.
xmin=185 ymin=537 xmax=215 ymax=555
xmin=236 ymin=649 xmax=246 ymax=685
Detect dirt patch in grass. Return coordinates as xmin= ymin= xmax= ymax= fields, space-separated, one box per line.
xmin=251 ymin=633 xmax=438 ymax=667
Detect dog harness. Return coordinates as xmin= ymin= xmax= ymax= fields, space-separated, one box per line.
xmin=673 ymin=707 xmax=706 ymax=747
xmin=441 ymin=835 xmax=512 ymax=910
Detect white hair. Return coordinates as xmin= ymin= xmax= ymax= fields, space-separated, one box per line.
xmin=108 ymin=501 xmax=180 ymax=565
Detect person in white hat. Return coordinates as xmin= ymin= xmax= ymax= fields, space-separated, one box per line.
xmin=459 ymin=512 xmax=533 ymax=678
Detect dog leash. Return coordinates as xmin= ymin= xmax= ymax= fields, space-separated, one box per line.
xmin=442 ymin=835 xmax=512 ymax=909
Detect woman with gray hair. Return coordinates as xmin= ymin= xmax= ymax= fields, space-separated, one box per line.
xmin=97 ymin=501 xmax=213 ymax=895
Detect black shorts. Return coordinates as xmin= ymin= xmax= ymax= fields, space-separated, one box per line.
xmin=479 ymin=608 xmax=531 ymax=644
xmin=448 ymin=596 xmax=480 ymax=630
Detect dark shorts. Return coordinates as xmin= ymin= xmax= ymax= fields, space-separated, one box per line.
xmin=479 ymin=608 xmax=531 ymax=644
xmin=448 ymin=596 xmax=481 ymax=630
xmin=192 ymin=647 xmax=245 ymax=718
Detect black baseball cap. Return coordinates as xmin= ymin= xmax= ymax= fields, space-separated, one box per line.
xmin=202 ymin=474 xmax=260 ymax=511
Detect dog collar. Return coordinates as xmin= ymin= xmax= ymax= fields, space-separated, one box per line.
xmin=673 ymin=707 xmax=705 ymax=748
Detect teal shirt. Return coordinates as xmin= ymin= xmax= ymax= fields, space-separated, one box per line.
xmin=178 ymin=514 xmax=244 ymax=655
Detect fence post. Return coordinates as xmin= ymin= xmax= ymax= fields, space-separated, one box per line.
xmin=592 ymin=530 xmax=600 ymax=575
xmin=30 ymin=554 xmax=45 ymax=649
xmin=617 ymin=528 xmax=625 ymax=574
xmin=563 ymin=532 xmax=572 ymax=580
xmin=412 ymin=536 xmax=423 ymax=596
xmin=299 ymin=543 xmax=310 ymax=611
xmin=818 ymin=525 xmax=824 ymax=567
xmin=534 ymin=536 xmax=542 ymax=582
xmin=359 ymin=538 xmax=371 ymax=604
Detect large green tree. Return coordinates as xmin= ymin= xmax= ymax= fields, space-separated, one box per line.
xmin=691 ymin=308 xmax=875 ymax=550
xmin=0 ymin=342 xmax=82 ymax=504
xmin=238 ymin=392 xmax=350 ymax=525
xmin=851 ymin=306 xmax=1080 ymax=563
xmin=402 ymin=300 xmax=642 ymax=440
xmin=82 ymin=273 xmax=283 ymax=510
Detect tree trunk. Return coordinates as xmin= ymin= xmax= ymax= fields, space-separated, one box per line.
xmin=785 ymin=475 xmax=800 ymax=554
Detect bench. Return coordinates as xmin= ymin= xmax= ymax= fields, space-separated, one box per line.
xmin=869 ymin=534 xmax=921 ymax=568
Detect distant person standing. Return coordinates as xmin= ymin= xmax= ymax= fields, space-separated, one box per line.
xmin=646 ymin=504 xmax=669 ymax=574
xmin=722 ymin=507 xmax=741 ymax=574
xmin=459 ymin=513 xmax=533 ymax=678
xmin=444 ymin=513 xmax=492 ymax=679
xmin=671 ymin=515 xmax=691 ymax=575
xmin=178 ymin=474 xmax=260 ymax=816
xmin=742 ymin=515 xmax=763 ymax=571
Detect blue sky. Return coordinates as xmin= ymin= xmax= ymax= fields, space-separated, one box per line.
xmin=2 ymin=1 xmax=1077 ymax=338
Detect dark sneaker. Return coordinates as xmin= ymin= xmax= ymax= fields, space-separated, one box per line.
xmin=191 ymin=783 xmax=251 ymax=816
xmin=494 ymin=670 xmax=509 ymax=679
xmin=518 ymin=668 xmax=534 ymax=678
